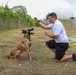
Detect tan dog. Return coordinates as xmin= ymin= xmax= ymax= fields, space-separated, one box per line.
xmin=8 ymin=28 xmax=34 ymax=61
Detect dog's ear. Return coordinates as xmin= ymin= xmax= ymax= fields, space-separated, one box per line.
xmin=22 ymin=30 xmax=27 ymax=34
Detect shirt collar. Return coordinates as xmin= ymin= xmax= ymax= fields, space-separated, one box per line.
xmin=54 ymin=19 xmax=58 ymax=24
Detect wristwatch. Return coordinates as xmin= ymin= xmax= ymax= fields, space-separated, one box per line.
xmin=38 ymin=20 xmax=41 ymax=23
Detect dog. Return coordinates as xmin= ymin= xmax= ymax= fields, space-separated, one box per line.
xmin=8 ymin=28 xmax=34 ymax=61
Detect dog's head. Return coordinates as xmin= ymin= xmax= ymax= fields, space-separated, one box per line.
xmin=22 ymin=28 xmax=34 ymax=38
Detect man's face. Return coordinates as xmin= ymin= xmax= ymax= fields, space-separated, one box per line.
xmin=48 ymin=16 xmax=56 ymax=23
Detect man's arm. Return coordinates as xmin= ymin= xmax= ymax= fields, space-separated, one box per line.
xmin=47 ymin=34 xmax=59 ymax=39
xmin=38 ymin=22 xmax=51 ymax=29
xmin=45 ymin=30 xmax=59 ymax=39
xmin=34 ymin=17 xmax=51 ymax=30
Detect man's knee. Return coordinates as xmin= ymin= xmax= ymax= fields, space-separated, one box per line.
xmin=45 ymin=43 xmax=51 ymax=49
xmin=55 ymin=55 xmax=66 ymax=62
xmin=45 ymin=43 xmax=48 ymax=47
xmin=56 ymin=60 xmax=62 ymax=62
xmin=45 ymin=41 xmax=48 ymax=46
xmin=45 ymin=41 xmax=49 ymax=48
xmin=55 ymin=54 xmax=64 ymax=61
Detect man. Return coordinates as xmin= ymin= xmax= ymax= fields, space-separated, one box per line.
xmin=35 ymin=12 xmax=76 ymax=62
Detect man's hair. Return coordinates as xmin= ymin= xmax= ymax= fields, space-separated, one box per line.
xmin=48 ymin=12 xmax=57 ymax=19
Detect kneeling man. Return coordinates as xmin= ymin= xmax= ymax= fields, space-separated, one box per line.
xmin=35 ymin=12 xmax=76 ymax=62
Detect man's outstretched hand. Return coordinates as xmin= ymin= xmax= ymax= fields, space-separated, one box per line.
xmin=34 ymin=17 xmax=40 ymax=23
xmin=34 ymin=17 xmax=38 ymax=21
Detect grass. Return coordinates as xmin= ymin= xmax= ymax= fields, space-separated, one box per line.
xmin=0 ymin=27 xmax=76 ymax=75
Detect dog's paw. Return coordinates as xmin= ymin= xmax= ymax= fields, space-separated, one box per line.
xmin=30 ymin=58 xmax=32 ymax=61
xmin=7 ymin=56 xmax=10 ymax=59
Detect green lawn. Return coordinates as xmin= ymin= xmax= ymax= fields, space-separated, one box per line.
xmin=0 ymin=27 xmax=76 ymax=75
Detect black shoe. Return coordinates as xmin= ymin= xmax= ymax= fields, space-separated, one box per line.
xmin=72 ymin=53 xmax=76 ymax=61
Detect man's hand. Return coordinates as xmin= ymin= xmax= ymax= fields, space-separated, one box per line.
xmin=34 ymin=17 xmax=38 ymax=22
xmin=45 ymin=30 xmax=50 ymax=36
xmin=45 ymin=30 xmax=59 ymax=39
xmin=34 ymin=17 xmax=51 ymax=30
xmin=34 ymin=17 xmax=40 ymax=23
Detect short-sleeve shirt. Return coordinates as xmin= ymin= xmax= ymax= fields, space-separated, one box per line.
xmin=48 ymin=20 xmax=69 ymax=43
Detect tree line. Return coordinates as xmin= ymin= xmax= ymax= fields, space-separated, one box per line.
xmin=0 ymin=4 xmax=36 ymax=30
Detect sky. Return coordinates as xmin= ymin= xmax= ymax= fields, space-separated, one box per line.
xmin=64 ymin=0 xmax=76 ymax=17
xmin=0 ymin=0 xmax=76 ymax=19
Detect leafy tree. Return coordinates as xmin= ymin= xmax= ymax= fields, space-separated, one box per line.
xmin=12 ymin=5 xmax=36 ymax=27
xmin=0 ymin=5 xmax=36 ymax=30
xmin=0 ymin=5 xmax=19 ymax=30
xmin=11 ymin=5 xmax=27 ymax=17
xmin=45 ymin=13 xmax=50 ymax=20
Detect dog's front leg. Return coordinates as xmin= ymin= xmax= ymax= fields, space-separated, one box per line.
xmin=17 ymin=54 xmax=21 ymax=61
xmin=23 ymin=42 xmax=32 ymax=61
